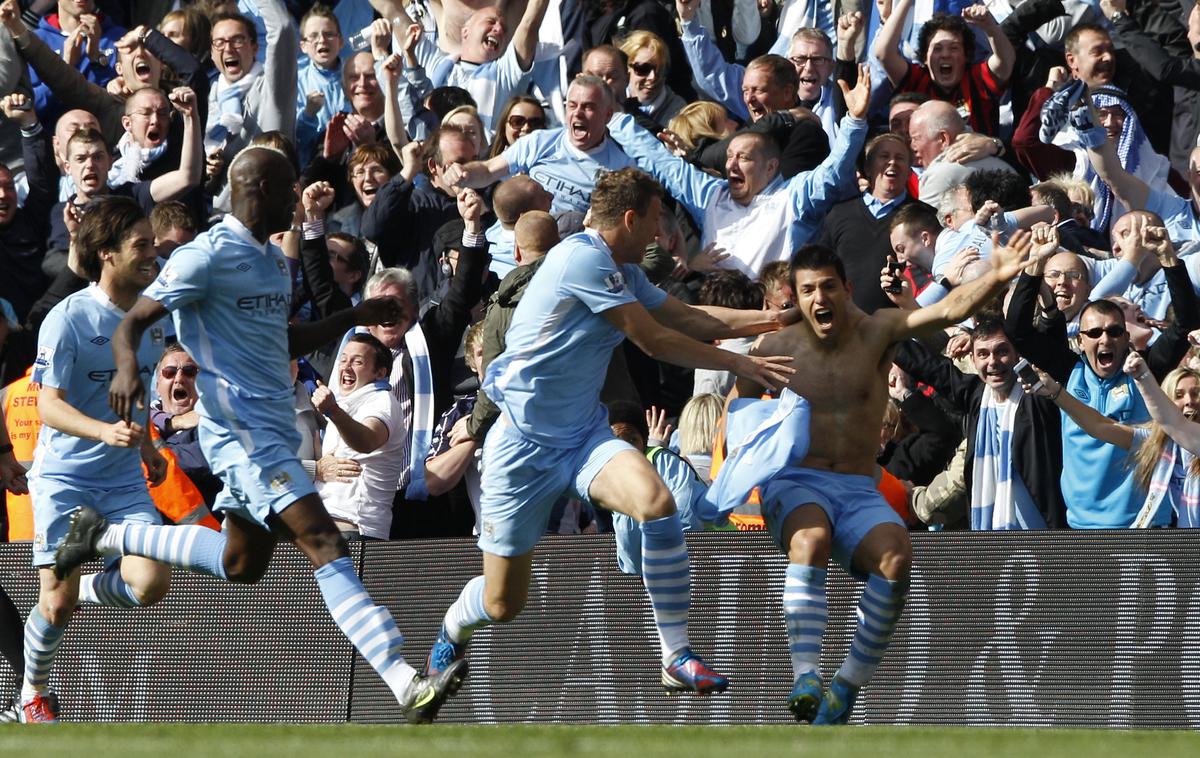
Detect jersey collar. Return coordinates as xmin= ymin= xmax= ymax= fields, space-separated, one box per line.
xmin=222 ymin=214 xmax=272 ymax=253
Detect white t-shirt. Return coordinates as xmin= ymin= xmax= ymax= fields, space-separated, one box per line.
xmin=317 ymin=381 xmax=405 ymax=538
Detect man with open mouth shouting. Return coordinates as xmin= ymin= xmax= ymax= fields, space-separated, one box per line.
xmin=1008 ymin=222 xmax=1200 ymax=529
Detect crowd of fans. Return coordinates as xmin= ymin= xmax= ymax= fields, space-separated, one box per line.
xmin=0 ymin=0 xmax=1198 ymax=540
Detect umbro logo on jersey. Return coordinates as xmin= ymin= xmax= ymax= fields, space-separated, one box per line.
xmin=236 ymin=262 xmax=253 ymax=272
xmin=90 ymin=336 xmax=109 ymax=345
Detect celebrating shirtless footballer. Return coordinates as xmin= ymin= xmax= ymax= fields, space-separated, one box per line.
xmin=734 ymin=232 xmax=1034 ymax=724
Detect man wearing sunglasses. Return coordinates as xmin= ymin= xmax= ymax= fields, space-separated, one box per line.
xmin=1007 ymin=223 xmax=1200 ymax=528
xmin=149 ymin=344 xmax=221 ymax=508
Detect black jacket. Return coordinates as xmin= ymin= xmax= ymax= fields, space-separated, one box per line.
xmin=360 ymin=174 xmax=461 ymax=306
xmin=894 ymin=340 xmax=1068 ymax=528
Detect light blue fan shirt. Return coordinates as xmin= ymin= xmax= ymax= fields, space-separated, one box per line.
xmin=503 ymin=128 xmax=638 ymax=215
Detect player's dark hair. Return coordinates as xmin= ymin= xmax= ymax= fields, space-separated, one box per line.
xmin=607 ymin=400 xmax=650 ymax=443
xmin=698 ymin=270 xmax=763 ymax=310
xmin=965 ymin=170 xmax=1030 ymax=213
xmin=76 ymin=196 xmax=147 ymax=283
xmin=348 ymin=333 xmax=394 ymax=375
xmin=916 ymin=12 xmax=975 ymax=64
xmin=789 ymin=244 xmax=846 ymax=284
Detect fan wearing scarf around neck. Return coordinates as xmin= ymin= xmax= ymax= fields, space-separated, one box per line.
xmin=1029 ymin=350 xmax=1200 ymax=528
xmin=892 ymin=315 xmax=1062 ymax=530
xmin=203 ymin=1 xmax=298 ymax=208
xmin=1039 ymin=80 xmax=1171 ymax=234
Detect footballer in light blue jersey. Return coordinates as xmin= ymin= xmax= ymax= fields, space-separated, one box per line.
xmin=484 ymin=229 xmax=667 ymax=449
xmin=144 ymin=215 xmax=296 ymax=433
xmin=20 ymin=198 xmax=172 ymax=725
xmin=423 ymin=168 xmax=797 ymax=700
xmin=76 ymin=148 xmax=459 ymax=722
xmin=32 ymin=286 xmax=167 ymax=492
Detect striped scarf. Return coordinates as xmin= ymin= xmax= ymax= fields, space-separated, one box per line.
xmin=1136 ymin=440 xmax=1200 ymax=528
xmin=1053 ymin=87 xmax=1170 ymax=232
xmin=336 ymin=320 xmax=436 ymax=500
xmin=970 ymin=383 xmax=1023 ymax=530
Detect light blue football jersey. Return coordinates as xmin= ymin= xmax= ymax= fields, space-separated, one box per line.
xmin=482 ymin=229 xmax=667 ymax=448
xmin=31 ymin=284 xmax=168 ymax=488
xmin=142 ymin=216 xmax=295 ymax=431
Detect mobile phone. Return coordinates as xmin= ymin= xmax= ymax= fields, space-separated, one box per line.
xmin=884 ymin=259 xmax=906 ymax=294
xmin=1013 ymin=358 xmax=1042 ymax=392
xmin=9 ymin=100 xmax=31 ymax=112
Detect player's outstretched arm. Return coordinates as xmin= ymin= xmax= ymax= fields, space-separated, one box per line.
xmin=881 ymin=231 xmax=1037 ymax=342
xmin=110 ymin=296 xmax=170 ymax=423
xmin=604 ymin=302 xmax=794 ymax=390
xmin=650 ymin=294 xmax=798 ymax=341
xmin=287 ymin=296 xmax=410 ymax=358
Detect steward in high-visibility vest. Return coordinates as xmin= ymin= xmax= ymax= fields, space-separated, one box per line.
xmin=1 ymin=369 xmax=37 ymax=540
xmin=1 ymin=368 xmax=218 ymax=537
xmin=146 ymin=424 xmax=220 ymax=530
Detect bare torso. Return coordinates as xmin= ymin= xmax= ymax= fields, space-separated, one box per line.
xmin=750 ymin=307 xmax=896 ymax=477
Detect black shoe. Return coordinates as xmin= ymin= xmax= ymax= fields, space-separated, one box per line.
xmin=398 ymin=658 xmax=468 ymax=724
xmin=53 ymin=507 xmax=107 ymax=580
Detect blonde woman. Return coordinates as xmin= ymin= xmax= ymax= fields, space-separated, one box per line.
xmin=665 ymin=102 xmax=737 ymax=154
xmin=1025 ymin=353 xmax=1200 ymax=527
xmin=677 ymin=393 xmax=724 ymax=483
xmin=619 ymin=30 xmax=686 ymax=123
xmin=442 ymin=105 xmax=488 ymax=158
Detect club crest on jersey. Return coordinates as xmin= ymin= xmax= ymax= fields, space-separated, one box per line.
xmin=275 ymin=258 xmax=289 ymax=277
xmin=604 ymin=271 xmax=625 ymax=294
xmin=269 ymin=471 xmax=292 ymax=492
xmin=149 ymin=326 xmax=165 ymax=346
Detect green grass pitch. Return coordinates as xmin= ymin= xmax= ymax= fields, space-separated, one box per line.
xmin=2 ymin=724 xmax=1199 ymax=757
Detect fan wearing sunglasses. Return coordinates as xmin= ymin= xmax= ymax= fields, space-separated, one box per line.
xmin=488 ymin=96 xmax=546 ymax=159
xmin=150 ymin=343 xmax=222 ymax=507
xmin=1006 ymin=223 xmax=1200 ymax=528
xmin=619 ymin=31 xmax=686 ymax=125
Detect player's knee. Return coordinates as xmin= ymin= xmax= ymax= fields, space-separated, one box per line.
xmin=39 ymin=595 xmax=75 ymax=627
xmin=787 ymin=530 xmax=831 ymax=566
xmin=483 ymin=591 xmax=526 ymax=623
xmin=634 ymin=481 xmax=676 ymax=523
xmin=131 ymin=571 xmax=171 ymax=606
xmin=876 ymin=544 xmax=912 ymax=583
